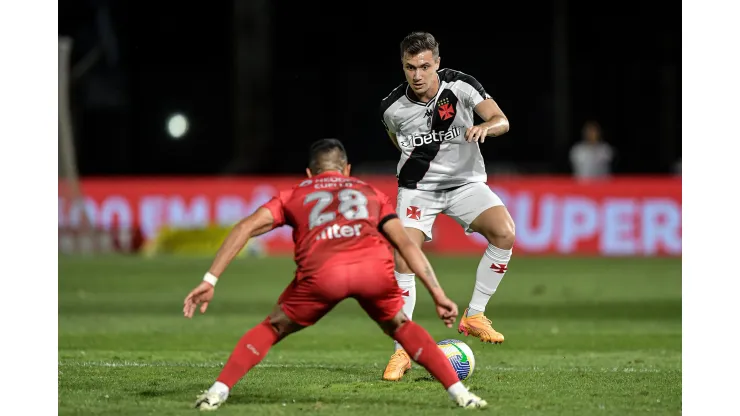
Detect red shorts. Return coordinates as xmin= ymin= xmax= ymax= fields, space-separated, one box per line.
xmin=277 ymin=259 xmax=404 ymax=327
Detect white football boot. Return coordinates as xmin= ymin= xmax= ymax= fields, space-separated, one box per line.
xmin=454 ymin=391 xmax=489 ymax=409
xmin=194 ymin=391 xmax=227 ymax=411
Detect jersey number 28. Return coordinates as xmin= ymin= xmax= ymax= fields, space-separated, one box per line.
xmin=304 ymin=189 xmax=369 ymax=230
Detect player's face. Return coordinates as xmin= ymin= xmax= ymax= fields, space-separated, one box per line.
xmin=402 ymin=50 xmax=440 ymax=97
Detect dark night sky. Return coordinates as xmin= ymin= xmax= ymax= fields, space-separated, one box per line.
xmin=59 ymin=0 xmax=680 ymax=177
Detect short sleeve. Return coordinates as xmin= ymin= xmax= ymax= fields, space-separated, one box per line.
xmin=379 ymin=84 xmax=405 ymax=134
xmin=461 ymin=74 xmax=492 ymax=109
xmin=380 ymin=106 xmax=393 ymax=133
xmin=260 ymin=190 xmax=290 ymax=228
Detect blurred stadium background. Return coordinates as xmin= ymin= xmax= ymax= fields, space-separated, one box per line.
xmin=58 ymin=1 xmax=681 ymax=414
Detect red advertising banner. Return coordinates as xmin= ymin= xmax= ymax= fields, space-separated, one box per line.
xmin=58 ymin=176 xmax=681 ymax=256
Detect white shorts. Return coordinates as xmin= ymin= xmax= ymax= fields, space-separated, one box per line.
xmin=396 ymin=182 xmax=504 ymax=242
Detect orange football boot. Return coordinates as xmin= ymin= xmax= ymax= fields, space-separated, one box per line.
xmin=382 ymin=349 xmax=412 ymax=381
xmin=458 ymin=308 xmax=505 ymax=344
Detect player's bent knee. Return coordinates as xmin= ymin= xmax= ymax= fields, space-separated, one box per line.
xmin=486 ymin=227 xmax=515 ymax=250
xmin=473 ymin=207 xmax=516 ymax=249
xmin=378 ymin=310 xmax=409 ymax=336
xmin=494 ymin=223 xmax=516 ymax=248
xmin=268 ymin=305 xmax=304 ymax=338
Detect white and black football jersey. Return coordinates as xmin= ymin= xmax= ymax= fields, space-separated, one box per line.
xmin=380 ymin=68 xmax=492 ymax=191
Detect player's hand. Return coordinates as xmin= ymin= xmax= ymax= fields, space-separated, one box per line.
xmin=183 ymin=281 xmax=215 ymax=318
xmin=434 ymin=296 xmax=459 ymax=328
xmin=465 ymin=125 xmax=489 ymax=143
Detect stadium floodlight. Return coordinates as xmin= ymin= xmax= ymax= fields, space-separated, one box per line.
xmin=166 ymin=113 xmax=189 ymax=139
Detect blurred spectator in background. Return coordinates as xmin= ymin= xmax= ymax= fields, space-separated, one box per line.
xmin=569 ymin=120 xmax=614 ymax=179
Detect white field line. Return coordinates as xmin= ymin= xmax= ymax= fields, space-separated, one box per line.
xmin=58 ymin=360 xmax=667 ymax=373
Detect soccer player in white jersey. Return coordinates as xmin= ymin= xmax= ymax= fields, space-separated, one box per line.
xmin=379 ymin=32 xmax=515 ymax=381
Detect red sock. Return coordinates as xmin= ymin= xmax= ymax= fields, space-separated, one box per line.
xmin=392 ymin=321 xmax=460 ymax=389
xmin=216 ymin=318 xmax=278 ymax=388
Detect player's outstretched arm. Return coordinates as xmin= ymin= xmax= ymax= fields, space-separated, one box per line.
xmin=381 ymin=217 xmax=458 ymax=327
xmin=183 ymin=207 xmax=276 ymax=318
xmin=208 ymin=207 xmax=275 ymax=278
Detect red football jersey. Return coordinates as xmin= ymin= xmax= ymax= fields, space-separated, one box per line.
xmin=261 ymin=171 xmax=398 ymax=279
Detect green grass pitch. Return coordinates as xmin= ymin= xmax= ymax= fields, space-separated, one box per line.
xmin=59 ymin=255 xmax=681 ymax=415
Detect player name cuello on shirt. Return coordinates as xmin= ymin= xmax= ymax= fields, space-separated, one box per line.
xmin=299 ymin=177 xmax=360 ymax=189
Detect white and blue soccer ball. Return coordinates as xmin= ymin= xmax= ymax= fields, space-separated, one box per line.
xmin=437 ymin=339 xmax=476 ymax=381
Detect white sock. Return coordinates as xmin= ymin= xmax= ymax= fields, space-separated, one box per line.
xmin=208 ymin=381 xmax=230 ymax=399
xmin=467 ymin=244 xmax=512 ymax=316
xmin=394 ymin=271 xmax=416 ymax=351
xmin=447 ymin=381 xmax=469 ymax=399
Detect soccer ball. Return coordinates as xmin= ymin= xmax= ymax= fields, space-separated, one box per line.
xmin=437 ymin=339 xmax=476 ymax=381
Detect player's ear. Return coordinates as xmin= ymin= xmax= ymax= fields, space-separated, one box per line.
xmin=343 ymin=164 xmax=351 ymax=177
xmin=305 ymin=168 xmax=313 ymax=178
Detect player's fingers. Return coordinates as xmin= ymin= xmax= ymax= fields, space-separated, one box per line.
xmin=200 ymin=301 xmax=209 ymax=314
xmin=183 ymin=297 xmax=193 ymax=311
xmin=184 ymin=300 xmax=194 ymax=314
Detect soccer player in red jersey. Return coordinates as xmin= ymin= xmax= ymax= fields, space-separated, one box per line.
xmin=183 ymin=139 xmax=489 ymax=410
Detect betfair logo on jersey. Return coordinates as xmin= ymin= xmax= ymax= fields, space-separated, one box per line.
xmin=316 ymin=224 xmax=363 ymax=241
xmin=398 ymin=126 xmax=462 ymax=148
